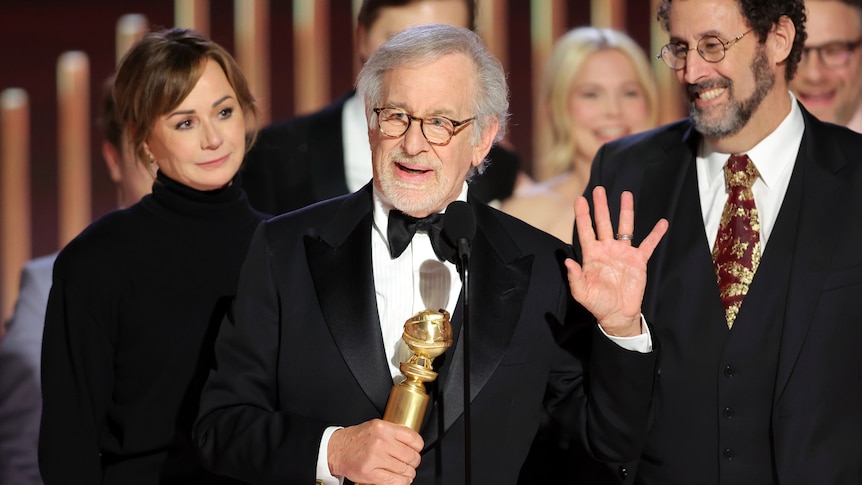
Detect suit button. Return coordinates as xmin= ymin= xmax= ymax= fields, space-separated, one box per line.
xmin=618 ymin=465 xmax=628 ymax=479
xmin=722 ymin=448 xmax=735 ymax=460
xmin=723 ymin=407 xmax=735 ymax=419
xmin=723 ymin=364 xmax=735 ymax=377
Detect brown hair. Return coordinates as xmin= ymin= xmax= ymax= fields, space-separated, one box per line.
xmin=113 ymin=28 xmax=258 ymax=165
xmin=98 ymin=75 xmax=122 ymax=151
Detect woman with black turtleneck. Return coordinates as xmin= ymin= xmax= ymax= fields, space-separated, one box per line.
xmin=39 ymin=29 xmax=264 ymax=485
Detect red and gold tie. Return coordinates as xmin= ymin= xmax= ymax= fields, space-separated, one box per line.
xmin=713 ymin=154 xmax=761 ymax=329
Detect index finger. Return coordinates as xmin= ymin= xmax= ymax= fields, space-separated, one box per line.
xmin=393 ymin=425 xmax=424 ymax=452
xmin=636 ymin=218 xmax=669 ymax=259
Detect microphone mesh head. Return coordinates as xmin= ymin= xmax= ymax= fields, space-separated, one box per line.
xmin=443 ymin=201 xmax=476 ymax=243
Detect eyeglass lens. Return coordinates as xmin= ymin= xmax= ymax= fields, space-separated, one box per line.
xmin=661 ymin=36 xmax=728 ymax=69
xmin=802 ymin=41 xmax=860 ymax=68
xmin=377 ymin=109 xmax=456 ymax=145
xmin=658 ymin=30 xmax=752 ymax=70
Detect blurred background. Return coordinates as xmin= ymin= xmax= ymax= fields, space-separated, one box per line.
xmin=0 ymin=0 xmax=686 ymax=319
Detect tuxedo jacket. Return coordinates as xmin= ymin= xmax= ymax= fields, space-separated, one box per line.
xmin=238 ymin=93 xmax=522 ymax=215
xmin=580 ymin=105 xmax=862 ymax=484
xmin=194 ymin=185 xmax=658 ymax=485
xmin=0 ymin=254 xmax=55 ymax=485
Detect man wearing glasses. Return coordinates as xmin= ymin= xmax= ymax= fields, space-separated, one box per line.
xmin=576 ymin=0 xmax=862 ymax=483
xmin=789 ymin=0 xmax=862 ymax=129
xmin=238 ymin=0 xmax=525 ymax=218
xmin=194 ymin=24 xmax=664 ymax=485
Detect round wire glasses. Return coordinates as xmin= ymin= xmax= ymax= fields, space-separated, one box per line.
xmin=657 ymin=29 xmax=753 ymax=70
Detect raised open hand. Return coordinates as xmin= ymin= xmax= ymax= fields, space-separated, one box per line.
xmin=566 ymin=186 xmax=668 ymax=337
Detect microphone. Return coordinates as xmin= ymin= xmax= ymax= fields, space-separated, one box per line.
xmin=442 ymin=200 xmax=476 ymax=484
xmin=443 ymin=201 xmax=476 ymax=277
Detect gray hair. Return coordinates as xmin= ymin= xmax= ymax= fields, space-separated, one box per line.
xmin=356 ymin=23 xmax=510 ymax=175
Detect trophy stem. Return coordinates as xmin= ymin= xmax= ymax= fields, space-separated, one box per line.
xmin=382 ymin=377 xmax=432 ymax=432
xmin=360 ymin=310 xmax=452 ymax=484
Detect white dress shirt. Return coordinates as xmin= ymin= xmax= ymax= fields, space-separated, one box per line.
xmin=697 ymin=92 xmax=804 ymax=252
xmin=596 ymin=94 xmax=803 ymax=354
xmin=342 ymin=94 xmax=374 ymax=193
xmin=370 ymin=188 xmax=465 ymax=381
xmin=316 ymin=185 xmax=467 ymax=484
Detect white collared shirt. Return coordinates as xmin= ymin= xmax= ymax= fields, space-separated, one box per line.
xmin=370 ymin=185 xmax=466 ymax=380
xmin=608 ymin=95 xmax=804 ymax=355
xmin=316 ymin=185 xmax=467 ymax=484
xmin=697 ymin=92 xmax=804 ymax=252
xmin=343 ymin=94 xmax=374 ymax=192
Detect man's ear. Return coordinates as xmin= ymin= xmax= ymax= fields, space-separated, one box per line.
xmin=472 ymin=117 xmax=500 ymax=168
xmin=102 ymin=141 xmax=123 ymax=183
xmin=770 ymin=15 xmax=795 ymax=67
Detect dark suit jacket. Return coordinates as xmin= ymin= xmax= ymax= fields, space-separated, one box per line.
xmin=193 ymin=185 xmax=658 ymax=485
xmin=0 ymin=254 xmax=54 ymax=485
xmin=239 ymin=92 xmax=522 ymax=215
xmin=579 ymin=105 xmax=862 ymax=484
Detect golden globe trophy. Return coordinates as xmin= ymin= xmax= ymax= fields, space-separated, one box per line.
xmin=382 ymin=309 xmax=453 ymax=431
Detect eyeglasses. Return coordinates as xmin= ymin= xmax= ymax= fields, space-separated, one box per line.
xmin=657 ymin=29 xmax=754 ymax=70
xmin=801 ymin=40 xmax=862 ymax=68
xmin=373 ymin=107 xmax=476 ymax=146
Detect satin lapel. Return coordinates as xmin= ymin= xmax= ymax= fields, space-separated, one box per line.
xmin=305 ymin=187 xmax=392 ymax=413
xmin=775 ymin=113 xmax=849 ymax=401
xmin=311 ymin=95 xmax=351 ymax=200
xmin=421 ymin=204 xmax=532 ymax=444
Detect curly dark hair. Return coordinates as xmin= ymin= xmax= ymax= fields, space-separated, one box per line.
xmin=657 ymin=0 xmax=806 ymax=80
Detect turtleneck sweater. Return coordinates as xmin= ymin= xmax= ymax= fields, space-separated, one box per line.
xmin=40 ymin=172 xmax=264 ymax=484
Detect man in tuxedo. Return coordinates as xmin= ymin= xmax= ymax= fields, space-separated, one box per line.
xmin=238 ymin=0 xmax=525 ymax=215
xmin=194 ymin=24 xmax=667 ymax=485
xmin=789 ymin=0 xmax=862 ymax=129
xmin=578 ymin=0 xmax=862 ymax=482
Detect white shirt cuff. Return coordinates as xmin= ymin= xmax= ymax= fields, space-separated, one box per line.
xmin=316 ymin=426 xmax=344 ymax=485
xmin=600 ymin=314 xmax=653 ymax=353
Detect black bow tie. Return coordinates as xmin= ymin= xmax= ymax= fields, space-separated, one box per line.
xmin=387 ymin=210 xmax=455 ymax=262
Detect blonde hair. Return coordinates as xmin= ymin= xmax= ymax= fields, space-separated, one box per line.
xmin=539 ymin=27 xmax=658 ymax=180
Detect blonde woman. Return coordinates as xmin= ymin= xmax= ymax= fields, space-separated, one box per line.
xmin=502 ymin=27 xmax=658 ymax=242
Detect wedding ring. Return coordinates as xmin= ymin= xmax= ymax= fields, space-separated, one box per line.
xmin=615 ymin=233 xmax=634 ymax=241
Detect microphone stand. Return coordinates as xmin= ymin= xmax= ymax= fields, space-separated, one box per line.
xmin=443 ymin=201 xmax=475 ymax=484
xmin=456 ymin=239 xmax=471 ymax=485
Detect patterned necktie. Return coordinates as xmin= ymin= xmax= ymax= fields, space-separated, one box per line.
xmin=387 ymin=210 xmax=455 ymax=262
xmin=713 ymin=154 xmax=761 ymax=329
